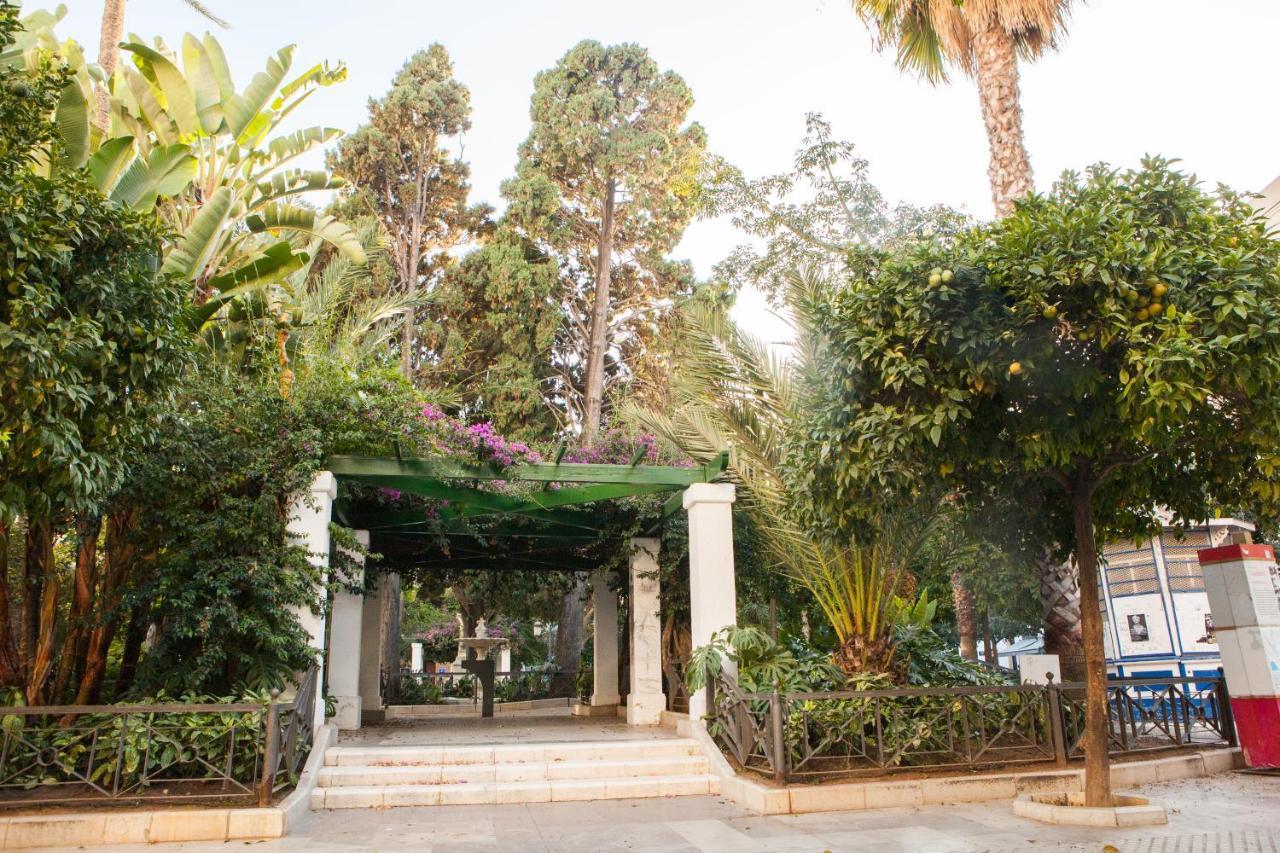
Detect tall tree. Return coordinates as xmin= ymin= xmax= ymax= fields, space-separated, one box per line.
xmin=421 ymin=224 xmax=562 ymax=443
xmin=328 ymin=45 xmax=484 ymax=381
xmin=507 ymin=40 xmax=707 ymax=440
xmin=848 ymin=0 xmax=1072 ymax=217
xmin=793 ymin=159 xmax=1280 ymax=806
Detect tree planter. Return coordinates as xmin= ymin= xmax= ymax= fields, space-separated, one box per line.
xmin=1013 ymin=792 xmax=1166 ymax=827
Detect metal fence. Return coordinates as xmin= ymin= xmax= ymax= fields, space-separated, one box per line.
xmin=0 ymin=667 xmax=318 ymax=809
xmin=707 ymin=670 xmax=1236 ymax=784
xmin=392 ymin=669 xmax=577 ymax=705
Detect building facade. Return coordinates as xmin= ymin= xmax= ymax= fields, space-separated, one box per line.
xmin=1100 ymin=518 xmax=1254 ymax=680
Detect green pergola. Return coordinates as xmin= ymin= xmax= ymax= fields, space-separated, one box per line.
xmin=327 ymin=451 xmax=730 ymax=573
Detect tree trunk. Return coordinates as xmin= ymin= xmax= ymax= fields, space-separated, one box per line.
xmin=980 ymin=611 xmax=997 ymax=666
xmin=52 ymin=515 xmax=101 ymax=704
xmin=582 ymin=179 xmax=616 ymax=443
xmin=951 ymin=569 xmax=978 ymax=660
xmin=112 ymin=609 xmax=148 ymax=701
xmin=972 ymin=19 xmax=1034 ymax=218
xmin=0 ymin=520 xmax=18 ymax=686
xmin=1070 ymin=478 xmax=1112 ymax=808
xmin=1037 ymin=551 xmax=1086 ymax=680
xmin=75 ymin=509 xmax=135 ymax=704
xmin=551 ymin=575 xmax=587 ymax=695
xmin=94 ymin=0 xmax=128 ymax=130
xmin=380 ymin=572 xmax=402 ymax=702
xmin=22 ymin=519 xmax=58 ymax=705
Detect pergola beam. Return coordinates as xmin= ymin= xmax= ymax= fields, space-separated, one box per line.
xmin=327 ymin=452 xmax=728 ymax=487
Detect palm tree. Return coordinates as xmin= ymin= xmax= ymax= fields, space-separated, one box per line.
xmin=95 ymin=0 xmax=228 ymax=128
xmin=628 ymin=271 xmax=933 ymax=677
xmin=849 ymin=0 xmax=1072 ymax=217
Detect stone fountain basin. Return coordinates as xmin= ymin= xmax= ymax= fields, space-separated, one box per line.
xmin=1013 ymin=791 xmax=1167 ymax=827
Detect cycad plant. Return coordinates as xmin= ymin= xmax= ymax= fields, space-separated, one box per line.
xmin=629 ymin=269 xmax=931 ymax=676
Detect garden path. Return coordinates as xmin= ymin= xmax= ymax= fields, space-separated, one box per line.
xmin=337 ymin=706 xmax=681 ymax=746
xmin=32 ymin=772 xmax=1280 ymax=852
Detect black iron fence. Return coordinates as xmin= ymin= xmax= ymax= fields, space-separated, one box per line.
xmin=708 ymin=670 xmax=1236 ymax=784
xmin=0 ymin=667 xmax=318 ymax=809
xmin=392 ymin=669 xmax=577 ymax=705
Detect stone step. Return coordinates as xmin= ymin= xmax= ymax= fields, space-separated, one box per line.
xmin=318 ymin=755 xmax=711 ymax=787
xmin=311 ymin=773 xmax=720 ymax=809
xmin=323 ymin=738 xmax=702 ymax=768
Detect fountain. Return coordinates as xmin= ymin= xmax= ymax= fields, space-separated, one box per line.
xmin=457 ymin=619 xmax=509 ymax=718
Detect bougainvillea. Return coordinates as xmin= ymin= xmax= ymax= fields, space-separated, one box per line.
xmin=416 ymin=404 xmax=542 ymax=467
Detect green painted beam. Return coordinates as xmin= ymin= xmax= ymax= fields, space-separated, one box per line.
xmin=444 ymin=482 xmax=674 ymax=519
xmin=327 ymin=453 xmax=728 ymax=486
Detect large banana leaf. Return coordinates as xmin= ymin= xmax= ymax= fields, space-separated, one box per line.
xmin=87 ymin=136 xmax=137 ymax=194
xmin=181 ymin=34 xmax=225 ymax=134
xmin=226 ymin=45 xmax=295 ymax=144
xmin=185 ymin=241 xmax=309 ymax=329
xmin=246 ymin=203 xmax=366 ymax=264
xmin=251 ymin=170 xmax=345 ymax=207
xmin=162 ymin=185 xmax=234 ymax=280
xmin=124 ymin=42 xmax=200 ymax=139
xmin=53 ymin=80 xmax=89 ymax=171
xmin=247 ymin=127 xmax=342 ymax=180
xmin=111 ymin=144 xmax=198 ymax=209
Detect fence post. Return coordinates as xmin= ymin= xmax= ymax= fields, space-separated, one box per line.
xmin=1216 ymin=666 xmax=1237 ymax=748
xmin=769 ymin=683 xmax=787 ymax=785
xmin=259 ymin=691 xmax=282 ymax=808
xmin=1045 ymin=674 xmax=1068 ymax=767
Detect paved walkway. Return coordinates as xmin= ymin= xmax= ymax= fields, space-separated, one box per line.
xmin=339 ymin=707 xmax=681 ymax=746
xmin=33 ymin=773 xmax=1280 ymax=852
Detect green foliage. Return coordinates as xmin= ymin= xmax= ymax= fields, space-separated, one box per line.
xmin=0 ymin=696 xmax=269 ymax=792
xmin=422 ymin=225 xmax=562 ymax=442
xmin=793 ymin=158 xmax=1280 ymax=545
xmin=506 ymin=39 xmax=707 ymax=426
xmin=0 ymin=5 xmax=189 ymax=522
xmin=123 ymin=368 xmax=324 ymax=694
xmin=328 ymin=44 xmax=485 ymax=377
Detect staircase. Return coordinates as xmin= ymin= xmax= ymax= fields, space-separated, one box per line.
xmin=312 ymin=738 xmax=718 ymax=808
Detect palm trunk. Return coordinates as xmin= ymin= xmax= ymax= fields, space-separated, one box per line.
xmin=380 ymin=572 xmax=402 ymax=702
xmin=94 ymin=0 xmax=128 ymax=130
xmin=582 ymin=179 xmax=616 ymax=443
xmin=972 ymin=20 xmax=1034 ymax=218
xmin=1037 ymin=551 xmax=1086 ymax=680
xmin=1070 ymin=475 xmax=1112 ymax=808
xmin=951 ymin=569 xmax=978 ymax=660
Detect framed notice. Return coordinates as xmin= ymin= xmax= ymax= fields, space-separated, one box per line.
xmin=1127 ymin=613 xmax=1150 ymax=643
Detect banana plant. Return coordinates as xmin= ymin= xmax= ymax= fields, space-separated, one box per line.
xmin=9 ymin=7 xmax=364 ymax=330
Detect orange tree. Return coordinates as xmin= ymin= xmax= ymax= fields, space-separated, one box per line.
xmin=789 ymin=158 xmax=1280 ymax=805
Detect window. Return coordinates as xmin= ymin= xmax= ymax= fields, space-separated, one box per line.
xmin=1160 ymin=528 xmax=1212 ymax=593
xmin=1102 ymin=540 xmax=1161 ymax=597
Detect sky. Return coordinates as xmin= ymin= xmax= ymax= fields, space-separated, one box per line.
xmin=48 ymin=0 xmax=1280 ymax=344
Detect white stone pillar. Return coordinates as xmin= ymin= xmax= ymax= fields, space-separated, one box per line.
xmin=359 ymin=573 xmax=383 ymax=713
xmin=684 ymin=483 xmax=737 ymax=721
xmin=286 ymin=471 xmax=336 ymax=731
xmin=591 ymin=570 xmax=621 ymax=707
xmin=327 ymin=529 xmax=368 ymax=730
xmin=628 ymin=537 xmax=665 ymax=725
xmin=498 ymin=647 xmax=511 ymax=676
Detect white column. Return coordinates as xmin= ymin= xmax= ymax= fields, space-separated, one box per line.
xmin=498 ymin=647 xmax=511 ymax=676
xmin=590 ymin=570 xmax=621 ymax=707
xmin=684 ymin=483 xmax=737 ymax=721
xmin=328 ymin=529 xmax=368 ymax=730
xmin=628 ymin=537 xmax=665 ymax=725
xmin=359 ymin=573 xmax=383 ymax=713
xmin=286 ymin=471 xmax=336 ymax=730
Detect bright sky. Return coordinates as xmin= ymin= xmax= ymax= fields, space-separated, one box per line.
xmin=50 ymin=0 xmax=1280 ymax=344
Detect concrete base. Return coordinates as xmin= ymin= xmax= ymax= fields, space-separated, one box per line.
xmin=627 ymin=692 xmax=666 ymax=726
xmin=333 ymin=695 xmax=361 ymax=730
xmin=0 ymin=723 xmax=337 ymax=849
xmin=709 ymin=747 xmax=1243 ymax=816
xmin=1013 ymin=792 xmax=1168 ymax=827
xmin=572 ymin=702 xmax=620 ymax=717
